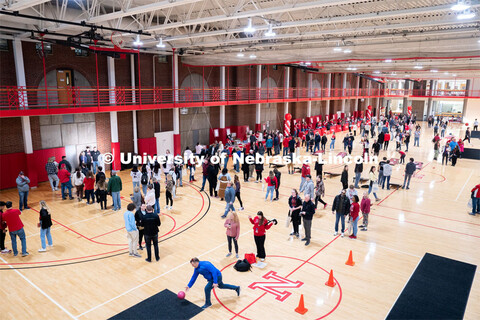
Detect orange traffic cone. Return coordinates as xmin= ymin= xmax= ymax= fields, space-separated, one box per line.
xmin=325 ymin=269 xmax=336 ymax=287
xmin=345 ymin=250 xmax=355 ymax=266
xmin=294 ymin=294 xmax=308 ymax=315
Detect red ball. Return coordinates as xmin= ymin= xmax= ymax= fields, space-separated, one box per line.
xmin=178 ymin=291 xmax=185 ymax=300
xmin=285 ymin=113 xmax=292 ymax=121
xmin=465 ymin=123 xmax=469 ymax=126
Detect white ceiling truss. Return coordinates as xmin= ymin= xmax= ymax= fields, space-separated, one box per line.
xmin=0 ymin=0 xmax=479 ymax=78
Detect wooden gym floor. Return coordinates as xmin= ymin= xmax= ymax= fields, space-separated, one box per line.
xmin=1 ymin=122 xmax=479 ymax=320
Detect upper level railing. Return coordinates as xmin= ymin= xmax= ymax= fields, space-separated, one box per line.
xmin=0 ymin=86 xmax=477 ymax=117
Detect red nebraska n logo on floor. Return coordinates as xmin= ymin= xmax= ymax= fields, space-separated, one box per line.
xmin=248 ymin=271 xmax=304 ymax=302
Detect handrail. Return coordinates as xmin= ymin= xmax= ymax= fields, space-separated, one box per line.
xmin=0 ymin=86 xmax=478 ymax=116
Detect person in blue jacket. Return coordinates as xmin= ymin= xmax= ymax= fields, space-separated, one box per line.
xmin=185 ymin=257 xmax=240 ymax=309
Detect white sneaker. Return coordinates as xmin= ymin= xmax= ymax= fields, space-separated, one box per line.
xmin=1 ymin=248 xmax=11 ymax=254
xmin=260 ymin=258 xmax=265 ymax=262
xmin=341 ymin=233 xmax=344 ymax=238
xmin=47 ymin=244 xmax=53 ymax=247
xmin=38 ymin=248 xmax=46 ymax=252
xmin=239 ymin=207 xmax=244 ymax=211
xmin=333 ymin=232 xmax=338 ymax=236
xmin=226 ymin=252 xmax=232 ymax=257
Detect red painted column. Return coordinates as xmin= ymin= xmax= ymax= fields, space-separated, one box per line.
xmin=173 ymin=134 xmax=181 ymax=155
xmin=218 ymin=128 xmax=227 ymax=144
xmin=111 ymin=142 xmax=121 ymax=171
xmin=255 ymin=123 xmax=262 ymax=132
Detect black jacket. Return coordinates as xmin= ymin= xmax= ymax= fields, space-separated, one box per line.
xmin=153 ymin=182 xmax=160 ymax=199
xmin=315 ymin=162 xmax=323 ymax=176
xmin=340 ymin=171 xmax=348 ymax=184
xmin=301 ymin=200 xmax=316 ymax=220
xmin=321 ymin=136 xmax=327 ymax=144
xmin=58 ymin=160 xmax=72 ymax=172
xmin=288 ymin=195 xmax=303 ymax=222
xmin=274 ymin=171 xmax=281 ymax=188
xmin=288 ymin=139 xmax=296 ymax=152
xmin=332 ymin=195 xmax=351 ymax=215
xmin=354 ymin=163 xmax=363 ymax=174
xmin=142 ymin=212 xmax=160 ymax=237
xmin=39 ymin=208 xmax=52 ymax=229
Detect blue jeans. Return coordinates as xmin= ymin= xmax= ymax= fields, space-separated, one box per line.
xmin=265 ymin=186 xmax=275 ymax=200
xmin=18 ymin=191 xmax=28 ymax=211
xmin=155 ymin=198 xmax=160 ymax=214
xmin=201 ymin=176 xmax=207 ymax=190
xmin=368 ymin=183 xmax=379 ymax=200
xmin=335 ymin=213 xmax=345 ymax=233
xmin=403 ymin=174 xmax=412 ymax=188
xmin=354 ymin=172 xmax=361 ymax=188
xmin=330 ymin=140 xmax=335 ymax=149
xmin=92 ymin=161 xmax=99 ymax=174
xmin=10 ymin=228 xmax=27 ymax=255
xmin=472 ymin=198 xmax=479 ymax=214
xmin=234 ymin=161 xmax=239 ymax=172
xmin=204 ymin=275 xmax=238 ymax=306
xmin=441 ymin=129 xmax=445 ymax=137
xmin=142 ymin=184 xmax=148 ymax=196
xmin=283 ymin=147 xmax=289 ymax=156
xmin=133 ymin=181 xmax=140 ymax=190
xmin=314 ymin=143 xmax=320 ymax=153
xmin=352 ymin=216 xmax=359 ymax=236
xmin=223 ymin=158 xmax=229 ymax=171
xmin=61 ymin=180 xmax=72 ymax=199
xmin=414 ymin=137 xmax=419 ymax=146
xmin=223 ymin=203 xmax=235 ymax=217
xmin=40 ymin=227 xmax=52 ymax=249
xmin=112 ymin=191 xmax=121 ymax=210
xmin=189 ymin=167 xmax=195 ymax=180
xmin=178 ymin=169 xmax=183 ymax=187
xmin=382 ymin=176 xmax=391 ymax=189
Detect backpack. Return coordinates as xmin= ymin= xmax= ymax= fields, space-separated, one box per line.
xmin=233 ymin=259 xmax=252 ymax=272
xmin=141 ymin=172 xmax=148 ymax=185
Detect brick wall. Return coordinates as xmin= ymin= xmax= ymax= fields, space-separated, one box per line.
xmin=117 ymin=111 xmax=134 ymax=154
xmin=30 ymin=117 xmax=42 ymax=151
xmin=0 ymin=40 xmax=16 ymax=87
xmin=95 ymin=113 xmax=112 ymax=170
xmin=137 ymin=110 xmax=155 ymax=139
xmin=0 ymin=117 xmax=24 ymax=154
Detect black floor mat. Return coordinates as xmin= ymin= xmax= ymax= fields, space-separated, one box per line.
xmin=386 ymin=253 xmax=476 ymax=320
xmin=462 ymin=148 xmax=480 ymax=160
xmin=109 ymin=289 xmax=203 ymax=320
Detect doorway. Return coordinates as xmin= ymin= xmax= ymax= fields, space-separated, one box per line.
xmin=56 ymin=69 xmax=73 ymax=104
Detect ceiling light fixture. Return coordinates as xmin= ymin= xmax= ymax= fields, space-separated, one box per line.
xmin=264 ymin=24 xmax=276 ymax=37
xmin=452 ymin=74 xmax=457 ymax=77
xmin=430 ymin=69 xmax=438 ymax=73
xmin=457 ymin=8 xmax=476 ymax=19
xmin=244 ymin=18 xmax=256 ymax=34
xmin=373 ymin=71 xmax=381 ymax=74
xmin=343 ymin=48 xmax=352 ymax=53
xmin=384 ymin=59 xmax=393 ymax=63
xmin=237 ymin=52 xmax=244 ymax=57
xmin=304 ymin=62 xmax=312 ymax=66
xmin=413 ymin=65 xmax=423 ymax=69
xmin=405 ymin=74 xmax=410 ymax=77
xmin=249 ymin=54 xmax=257 ymax=59
xmin=444 ymin=72 xmax=449 ymax=75
xmin=133 ymin=35 xmax=143 ymax=47
xmin=333 ymin=47 xmax=343 ymax=52
xmin=156 ymin=38 xmax=165 ymax=48
xmin=451 ymin=0 xmax=470 ymax=11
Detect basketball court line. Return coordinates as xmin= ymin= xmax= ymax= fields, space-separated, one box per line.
xmin=455 ymin=170 xmax=473 ymax=201
xmin=0 ymin=256 xmax=78 ymax=319
xmin=228 ymin=235 xmax=342 ymax=320
xmin=75 ymin=229 xmax=254 ymax=318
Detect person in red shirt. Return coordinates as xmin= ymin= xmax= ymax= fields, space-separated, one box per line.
xmin=264 ymin=171 xmax=278 ymax=202
xmin=282 ymin=136 xmax=290 ymax=156
xmin=470 ymin=184 xmax=480 ymax=215
xmin=398 ymin=150 xmax=406 ymax=164
xmin=249 ymin=211 xmax=275 ymax=262
xmin=84 ymin=171 xmax=96 ymax=205
xmin=0 ymin=201 xmax=11 ymax=253
xmin=349 ymin=195 xmax=360 ymax=239
xmin=58 ymin=164 xmax=74 ymax=200
xmin=384 ymin=132 xmax=391 ymax=150
xmin=299 ymin=164 xmax=310 ymax=191
xmin=360 ymin=192 xmax=371 ymax=231
xmin=2 ymin=201 xmax=28 ymax=256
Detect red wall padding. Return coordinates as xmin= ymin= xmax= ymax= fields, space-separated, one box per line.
xmin=138 ymin=137 xmax=157 ymax=156
xmin=0 ymin=147 xmax=65 ymax=190
xmin=0 ymin=152 xmax=27 ymax=190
